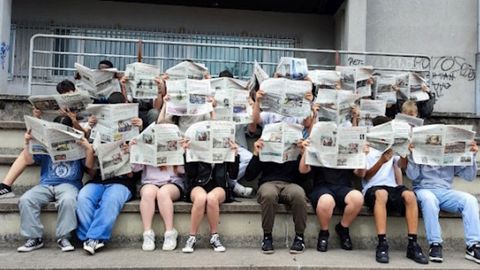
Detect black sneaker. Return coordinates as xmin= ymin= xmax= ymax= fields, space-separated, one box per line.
xmin=406 ymin=242 xmax=428 ymax=264
xmin=17 ymin=238 xmax=44 ymax=252
xmin=466 ymin=243 xmax=480 ymax=264
xmin=317 ymin=234 xmax=328 ymax=252
xmin=289 ymin=235 xmax=305 ymax=254
xmin=261 ymin=236 xmax=274 ymax=254
xmin=429 ymin=242 xmax=443 ymax=263
xmin=57 ymin=238 xmax=74 ymax=252
xmin=376 ymin=241 xmax=389 ymax=264
xmin=0 ymin=183 xmax=14 ymax=199
xmin=335 ymin=223 xmax=353 ymax=250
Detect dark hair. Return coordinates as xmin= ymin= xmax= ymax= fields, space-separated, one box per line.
xmin=56 ymin=80 xmax=75 ymax=94
xmin=107 ymin=92 xmax=126 ymax=104
xmin=219 ymin=70 xmax=233 ymax=78
xmin=53 ymin=115 xmax=73 ymax=127
xmin=372 ymin=116 xmax=391 ymax=126
xmin=98 ymin=60 xmax=114 ymax=69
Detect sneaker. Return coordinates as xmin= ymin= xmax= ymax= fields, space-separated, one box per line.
xmin=406 ymin=242 xmax=428 ymax=264
xmin=209 ymin=233 xmax=226 ymax=252
xmin=142 ymin=229 xmax=155 ymax=251
xmin=466 ymin=243 xmax=480 ymax=264
xmin=375 ymin=241 xmax=389 ymax=264
xmin=429 ymin=242 xmax=443 ymax=263
xmin=233 ymin=183 xmax=253 ymax=197
xmin=289 ymin=235 xmax=305 ymax=254
xmin=0 ymin=183 xmax=14 ymax=199
xmin=317 ymin=234 xmax=328 ymax=252
xmin=17 ymin=238 xmax=44 ymax=252
xmin=335 ymin=223 xmax=353 ymax=250
xmin=162 ymin=229 xmax=178 ymax=251
xmin=83 ymin=239 xmax=104 ymax=255
xmin=57 ymin=238 xmax=74 ymax=252
xmin=262 ymin=236 xmax=274 ymax=254
xmin=182 ymin=235 xmax=196 ymax=253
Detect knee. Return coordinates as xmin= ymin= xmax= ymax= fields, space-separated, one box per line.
xmin=19 ymin=194 xmax=35 ymax=208
xmin=316 ymin=195 xmax=335 ymax=212
xmin=289 ymin=186 xmax=307 ymax=204
xmin=141 ymin=188 xmax=157 ymax=201
xmin=346 ymin=190 xmax=364 ymax=207
xmin=206 ymin=193 xmax=220 ymax=208
xmin=192 ymin=193 xmax=207 ymax=207
xmin=402 ymin=190 xmax=417 ymax=204
xmin=463 ymin=194 xmax=479 ymax=209
xmin=156 ymin=189 xmax=172 ymax=202
xmin=374 ymin=189 xmax=388 ymax=203
xmin=258 ymin=189 xmax=278 ymax=205
xmin=59 ymin=196 xmax=77 ymax=209
xmin=417 ymin=191 xmax=439 ymax=209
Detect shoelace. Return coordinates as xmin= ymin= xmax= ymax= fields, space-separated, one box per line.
xmin=25 ymin=239 xmax=39 ymax=247
xmin=185 ymin=237 xmax=196 ymax=247
xmin=211 ymin=235 xmax=223 ymax=247
xmin=58 ymin=238 xmax=70 ymax=247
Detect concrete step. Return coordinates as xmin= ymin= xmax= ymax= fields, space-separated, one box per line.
xmin=0 ymin=247 xmax=478 ymax=270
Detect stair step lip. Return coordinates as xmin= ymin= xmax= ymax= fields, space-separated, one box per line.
xmin=0 ymin=120 xmax=26 ymax=130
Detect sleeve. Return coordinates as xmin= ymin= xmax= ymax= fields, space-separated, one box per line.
xmin=131 ymin=163 xmax=144 ymax=173
xmin=393 ymin=155 xmax=401 ymax=166
xmin=244 ymin=155 xmax=263 ymax=182
xmin=183 ymin=155 xmax=198 ymax=189
xmin=365 ymin=151 xmax=377 ymax=170
xmin=227 ymin=155 xmax=240 ymax=180
xmin=259 ymin=112 xmax=270 ymax=127
xmin=454 ymin=154 xmax=477 ymax=182
xmin=32 ymin=154 xmax=46 ymax=165
xmin=406 ymin=155 xmax=422 ymax=181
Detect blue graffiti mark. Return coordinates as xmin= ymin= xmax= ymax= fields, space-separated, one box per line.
xmin=0 ymin=42 xmax=9 ymax=70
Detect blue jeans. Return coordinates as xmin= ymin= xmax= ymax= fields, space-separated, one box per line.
xmin=76 ymin=183 xmax=131 ymax=241
xmin=415 ymin=188 xmax=480 ymax=246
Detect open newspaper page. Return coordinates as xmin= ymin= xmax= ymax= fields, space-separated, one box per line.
xmin=412 ymin=125 xmax=475 ymax=166
xmin=94 ymin=138 xmax=132 ymax=180
xmin=306 ymin=122 xmax=367 ymax=169
xmin=24 ymin=116 xmax=86 ymax=162
xmin=74 ymin=63 xmax=120 ymax=98
xmin=259 ymin=122 xmax=303 ymax=164
xmin=276 ymin=57 xmax=309 ymax=80
xmin=165 ymin=61 xmax=208 ymax=80
xmin=130 ymin=123 xmax=184 ymax=166
xmin=28 ymin=91 xmax=92 ymax=117
xmin=336 ymin=66 xmax=373 ymax=97
xmin=315 ymin=89 xmax=359 ymax=125
xmin=87 ymin=103 xmax=139 ymax=142
xmin=260 ymin=78 xmax=312 ymax=118
xmin=124 ymin=62 xmax=161 ymax=99
xmin=408 ymin=72 xmax=429 ymax=101
xmin=309 ymin=70 xmax=340 ymax=90
xmin=395 ymin=113 xmax=424 ymax=128
xmin=166 ymin=79 xmax=213 ymax=116
xmin=210 ymin=77 xmax=248 ymax=90
xmin=359 ymin=99 xmax=386 ymax=127
xmin=247 ymin=61 xmax=270 ymax=91
xmin=184 ymin=121 xmax=236 ymax=164
xmin=374 ymin=74 xmax=397 ymax=104
xmin=366 ymin=120 xmax=411 ymax=157
xmin=212 ymin=79 xmax=252 ymax=125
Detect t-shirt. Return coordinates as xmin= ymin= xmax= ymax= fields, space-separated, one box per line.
xmin=33 ymin=155 xmax=84 ymax=190
xmin=310 ymin=167 xmax=354 ymax=187
xmin=235 ymin=124 xmax=248 ymax=150
xmin=361 ymin=148 xmax=400 ymax=194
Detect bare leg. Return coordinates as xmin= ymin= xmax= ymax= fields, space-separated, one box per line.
xmin=315 ymin=194 xmax=335 ymax=230
xmin=189 ymin=187 xmax=207 ymax=235
xmin=402 ymin=190 xmax=419 ymax=234
xmin=341 ymin=190 xmax=364 ymax=227
xmin=374 ymin=189 xmax=389 ymax=234
xmin=140 ymin=184 xmax=159 ymax=231
xmin=156 ymin=184 xmax=181 ymax=231
xmin=206 ymin=187 xmax=226 ymax=234
xmin=3 ymin=150 xmax=29 ymax=186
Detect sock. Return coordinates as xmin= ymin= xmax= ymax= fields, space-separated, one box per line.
xmin=264 ymin=232 xmax=272 ymax=239
xmin=0 ymin=183 xmax=11 ymax=191
xmin=295 ymin=233 xmax=304 ymax=239
xmin=336 ymin=222 xmax=349 ymax=234
xmin=319 ymin=230 xmax=329 ymax=238
xmin=378 ymin=234 xmax=387 ymax=243
xmin=408 ymin=234 xmax=417 ymax=245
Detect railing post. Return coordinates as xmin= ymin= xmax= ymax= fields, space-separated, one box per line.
xmin=137 ymin=39 xmax=143 ymax=63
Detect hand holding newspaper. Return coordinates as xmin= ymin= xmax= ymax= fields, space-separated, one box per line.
xmin=165 ymin=61 xmax=208 ymax=80
xmin=74 ymin=63 xmax=120 ymax=98
xmin=166 ymin=79 xmax=213 ymax=116
xmin=276 ymin=57 xmax=309 ymax=80
xmin=25 ymin=116 xmax=86 ymax=162
xmin=124 ymin=62 xmax=161 ymax=99
xmin=247 ymin=61 xmax=270 ymax=91
xmin=87 ymin=103 xmax=140 ymax=143
xmin=359 ymin=99 xmax=386 ymax=127
xmin=259 ymin=122 xmax=303 ymax=163
xmin=305 ymin=122 xmax=367 ymax=169
xmin=130 ymin=123 xmax=184 ymax=166
xmin=184 ymin=121 xmax=236 ymax=164
xmin=211 ymin=77 xmax=252 ymax=125
xmin=366 ymin=120 xmax=411 ymax=158
xmin=93 ymin=135 xmax=132 ymax=180
xmin=314 ymin=89 xmax=359 ymax=125
xmin=336 ymin=66 xmax=373 ymax=97
xmin=259 ymin=78 xmax=312 ymax=118
xmin=408 ymin=72 xmax=430 ymax=101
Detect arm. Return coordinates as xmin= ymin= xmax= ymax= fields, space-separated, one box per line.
xmin=248 ymin=90 xmax=264 ymax=134
xmin=22 ymin=130 xmax=35 ymax=165
xmin=298 ymin=140 xmax=311 ymax=174
xmin=364 ymin=149 xmax=393 ymax=180
xmin=243 ymin=139 xmax=265 ymax=181
xmin=157 ymin=95 xmax=171 ymax=124
xmin=394 ymin=161 xmax=403 ymax=185
xmin=153 ymin=76 xmax=166 ymax=110
xmin=78 ymin=138 xmax=96 ymax=178
xmin=227 ymin=154 xmax=240 ymax=180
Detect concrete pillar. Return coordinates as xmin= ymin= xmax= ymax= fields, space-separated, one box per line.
xmin=342 ymin=0 xmax=367 ymax=65
xmin=0 ymin=0 xmax=12 ymax=93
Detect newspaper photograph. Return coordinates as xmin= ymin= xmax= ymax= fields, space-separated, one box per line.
xmin=411 ymin=125 xmax=476 ymax=166
xmin=259 ymin=122 xmax=303 ymax=163
xmin=247 ymin=61 xmax=270 ymax=91
xmin=24 ymin=116 xmax=86 ymax=163
xmin=260 ymin=78 xmax=312 ymax=118
xmin=306 ymin=122 xmax=367 ymax=169
xmin=395 ymin=113 xmax=424 ymax=128
xmin=74 ymin=63 xmax=121 ymax=98
xmin=374 ymin=74 xmax=397 ymax=104
xmin=314 ymin=89 xmax=359 ymax=125
xmin=184 ymin=121 xmax=236 ymax=164
xmin=408 ymin=72 xmax=430 ymax=101
xmin=359 ymin=99 xmax=386 ymax=127
xmin=130 ymin=123 xmax=184 ymax=166
xmin=276 ymin=57 xmax=309 ymax=80
xmin=166 ymin=79 xmax=213 ymax=116
xmin=366 ymin=120 xmax=411 ymax=157
xmin=28 ymin=90 xmax=92 ymax=115
xmin=336 ymin=66 xmax=373 ymax=97
xmin=309 ymin=70 xmax=340 ymax=90
xmin=87 ymin=103 xmax=139 ymax=143
xmin=94 ymin=138 xmax=132 ymax=180
xmin=124 ymin=62 xmax=161 ymax=99
xmin=165 ymin=61 xmax=208 ymax=80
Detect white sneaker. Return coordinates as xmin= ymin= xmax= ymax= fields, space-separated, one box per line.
xmin=142 ymin=230 xmax=155 ymax=251
xmin=233 ymin=183 xmax=253 ymax=198
xmin=162 ymin=229 xmax=178 ymax=251
xmin=182 ymin=235 xmax=196 ymax=253
xmin=210 ymin=233 xmax=226 ymax=252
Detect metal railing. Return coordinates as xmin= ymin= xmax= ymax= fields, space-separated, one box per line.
xmin=28 ymin=34 xmax=432 ymax=96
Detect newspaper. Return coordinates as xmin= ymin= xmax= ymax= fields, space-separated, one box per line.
xmin=74 ymin=63 xmax=121 ymax=98
xmin=395 ymin=113 xmax=424 ymax=127
xmin=276 ymin=57 xmax=309 ymax=80
xmin=411 ymin=125 xmax=476 ymax=166
xmin=359 ymin=99 xmax=386 ymax=127
xmin=87 ymin=103 xmax=140 ymax=143
xmin=124 ymin=62 xmax=161 ymax=99
xmin=130 ymin=123 xmax=184 ymax=166
xmin=214 ymin=88 xmax=252 ymax=125
xmin=305 ymin=122 xmax=367 ymax=169
xmin=24 ymin=116 xmax=86 ymax=163
xmin=259 ymin=122 xmax=303 ymax=163
xmin=28 ymin=90 xmax=92 ymax=115
xmin=314 ymin=89 xmax=359 ymax=125
xmin=94 ymin=138 xmax=132 ymax=180
xmin=247 ymin=61 xmax=270 ymax=91
xmin=210 ymin=77 xmax=248 ymax=90
xmin=184 ymin=121 xmax=236 ymax=164
xmin=374 ymin=72 xmax=410 ymax=104
xmin=309 ymin=70 xmax=340 ymax=90
xmin=336 ymin=66 xmax=373 ymax=97
xmin=408 ymin=73 xmax=429 ymax=101
xmin=165 ymin=61 xmax=208 ymax=80
xmin=260 ymin=78 xmax=312 ymax=118
xmin=366 ymin=120 xmax=411 ymax=157
xmin=166 ymin=79 xmax=213 ymax=116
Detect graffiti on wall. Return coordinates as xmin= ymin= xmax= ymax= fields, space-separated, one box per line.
xmin=0 ymin=42 xmax=9 ymax=70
